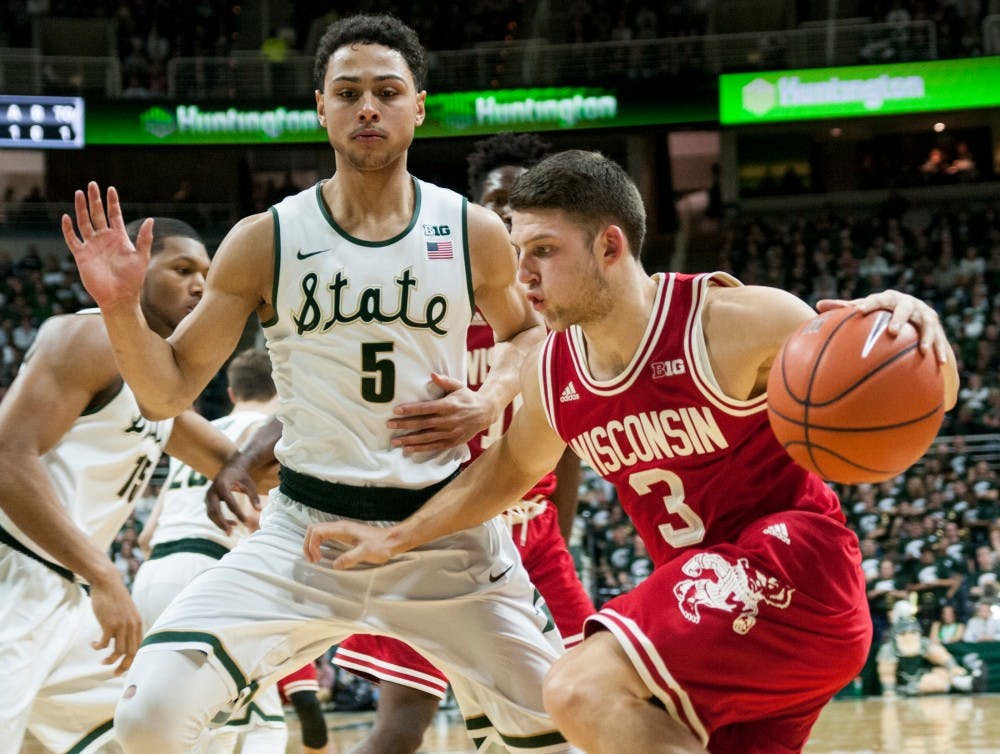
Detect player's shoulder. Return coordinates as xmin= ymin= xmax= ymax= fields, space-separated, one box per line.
xmin=23 ymin=311 xmax=119 ymax=385
xmin=706 ymin=283 xmax=813 ymax=323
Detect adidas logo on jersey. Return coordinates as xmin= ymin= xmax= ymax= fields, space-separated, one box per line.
xmin=560 ymin=382 xmax=580 ymax=403
xmin=763 ymin=522 xmax=790 ymax=545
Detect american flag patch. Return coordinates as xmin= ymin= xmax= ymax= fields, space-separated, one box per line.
xmin=426 ymin=240 xmax=453 ymax=259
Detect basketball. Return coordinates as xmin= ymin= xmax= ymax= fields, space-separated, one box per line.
xmin=766 ymin=307 xmax=945 ymax=485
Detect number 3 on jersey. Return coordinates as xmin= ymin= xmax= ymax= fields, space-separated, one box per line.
xmin=362 ymin=342 xmax=395 ymax=403
xmin=628 ymin=468 xmax=705 ymax=548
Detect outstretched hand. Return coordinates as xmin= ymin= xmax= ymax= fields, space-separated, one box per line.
xmin=388 ymin=372 xmax=494 ymax=454
xmin=817 ymin=290 xmax=951 ymax=363
xmin=61 ymin=182 xmax=152 ymax=310
xmin=303 ymin=520 xmax=398 ymax=569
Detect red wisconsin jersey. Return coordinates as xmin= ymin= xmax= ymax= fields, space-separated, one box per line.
xmin=539 ymin=272 xmax=843 ymax=567
xmin=467 ymin=313 xmax=558 ymax=499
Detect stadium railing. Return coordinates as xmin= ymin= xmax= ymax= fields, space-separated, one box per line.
xmin=0 ymin=20 xmax=939 ymax=99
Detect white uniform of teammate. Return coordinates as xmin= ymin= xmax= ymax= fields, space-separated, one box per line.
xmin=131 ymin=180 xmax=566 ymax=753
xmin=0 ymin=318 xmax=173 ymax=753
xmin=130 ymin=409 xmax=287 ymax=753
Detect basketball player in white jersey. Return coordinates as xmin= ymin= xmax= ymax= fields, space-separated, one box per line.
xmin=132 ymin=348 xmax=298 ymax=754
xmin=64 ymin=13 xmax=570 ymax=754
xmin=0 ymin=218 xmax=261 ymax=754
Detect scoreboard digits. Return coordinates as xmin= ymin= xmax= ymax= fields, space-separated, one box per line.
xmin=0 ymin=95 xmax=84 ymax=149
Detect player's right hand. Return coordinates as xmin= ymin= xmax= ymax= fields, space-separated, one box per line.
xmin=88 ymin=571 xmax=143 ymax=675
xmin=61 ymin=182 xmax=152 ymax=311
xmin=205 ymin=451 xmax=261 ymax=535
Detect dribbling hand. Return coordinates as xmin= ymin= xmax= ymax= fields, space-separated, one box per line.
xmin=61 ymin=182 xmax=152 ymax=310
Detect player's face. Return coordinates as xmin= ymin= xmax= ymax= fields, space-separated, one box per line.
xmin=478 ymin=165 xmax=526 ymax=230
xmin=315 ymin=43 xmax=426 ymax=172
xmin=511 ymin=208 xmax=614 ymax=331
xmin=141 ymin=236 xmax=210 ymax=337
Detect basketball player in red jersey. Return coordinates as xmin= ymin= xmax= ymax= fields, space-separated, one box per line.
xmin=305 ymin=150 xmax=959 ymax=753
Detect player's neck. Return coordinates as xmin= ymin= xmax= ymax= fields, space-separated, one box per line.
xmin=323 ymin=168 xmax=416 ymax=242
xmin=231 ymin=398 xmax=278 ymax=414
xmin=579 ymin=272 xmax=659 ymax=381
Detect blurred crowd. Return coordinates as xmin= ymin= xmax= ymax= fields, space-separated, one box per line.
xmin=2 ymin=0 xmax=997 ymax=96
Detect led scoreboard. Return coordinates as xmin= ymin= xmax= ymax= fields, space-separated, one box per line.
xmin=0 ymin=95 xmax=84 ymax=149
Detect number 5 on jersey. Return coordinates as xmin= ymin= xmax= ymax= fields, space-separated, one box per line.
xmin=362 ymin=342 xmax=395 ymax=403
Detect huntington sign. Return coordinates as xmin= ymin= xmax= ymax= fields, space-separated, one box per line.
xmin=720 ymin=57 xmax=1000 ymax=124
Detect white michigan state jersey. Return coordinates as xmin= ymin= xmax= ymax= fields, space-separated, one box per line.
xmin=264 ymin=178 xmax=473 ymax=488
xmin=0 ymin=326 xmax=172 ymax=564
xmin=150 ymin=410 xmax=270 ymax=549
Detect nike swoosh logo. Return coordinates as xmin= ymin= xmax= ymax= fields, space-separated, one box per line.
xmin=296 ymin=248 xmax=332 ymax=260
xmin=488 ymin=564 xmax=513 ymax=583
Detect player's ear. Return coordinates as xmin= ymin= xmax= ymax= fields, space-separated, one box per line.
xmin=315 ymin=90 xmax=326 ymax=126
xmin=414 ymin=90 xmax=426 ymax=126
xmin=599 ymin=225 xmax=628 ymax=264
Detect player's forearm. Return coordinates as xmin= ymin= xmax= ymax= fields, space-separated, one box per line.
xmin=386 ymin=439 xmax=540 ymax=553
xmin=477 ymin=323 xmax=545 ymax=419
xmin=101 ymin=301 xmax=200 ymax=418
xmin=0 ymin=455 xmax=120 ymax=585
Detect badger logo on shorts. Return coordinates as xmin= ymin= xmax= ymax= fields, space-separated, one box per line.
xmin=673 ymin=553 xmax=794 ymax=635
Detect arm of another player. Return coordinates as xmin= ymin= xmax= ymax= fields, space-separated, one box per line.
xmin=0 ymin=316 xmax=142 ymax=673
xmin=306 ymin=344 xmax=564 ymax=567
xmin=62 ymin=183 xmax=273 ymax=419
xmin=817 ymin=289 xmax=958 ymax=410
xmin=204 ymin=415 xmax=282 ymax=534
xmin=389 ymin=206 xmax=545 ymax=453
xmin=552 ymin=449 xmax=582 ymax=541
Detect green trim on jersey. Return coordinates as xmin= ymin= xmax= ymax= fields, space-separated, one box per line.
xmin=224 ymin=700 xmax=286 ymax=727
xmin=65 ymin=719 xmax=113 ymax=754
xmin=465 ymin=714 xmax=567 ymax=749
xmin=315 ymin=178 xmax=423 ymax=247
xmin=500 ymin=729 xmax=569 ymax=748
xmin=461 ymin=197 xmax=475 ymax=315
xmin=260 ymin=206 xmax=281 ymax=327
xmin=148 ymin=537 xmax=230 ymax=561
xmin=141 ymin=630 xmax=248 ymax=691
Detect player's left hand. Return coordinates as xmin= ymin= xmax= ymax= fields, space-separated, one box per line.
xmin=303 ymin=520 xmax=397 ymax=569
xmin=817 ymin=290 xmax=951 ymax=363
xmin=388 ymin=372 xmax=493 ymax=454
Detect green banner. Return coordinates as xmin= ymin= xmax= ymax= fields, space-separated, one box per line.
xmin=84 ymin=87 xmax=713 ymax=145
xmin=720 ymin=57 xmax=1000 ymax=125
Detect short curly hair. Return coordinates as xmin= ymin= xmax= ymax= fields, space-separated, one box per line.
xmin=466 ymin=132 xmax=551 ymax=201
xmin=313 ymin=14 xmax=427 ymax=92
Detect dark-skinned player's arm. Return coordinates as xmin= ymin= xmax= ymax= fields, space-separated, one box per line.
xmin=388 ymin=205 xmax=544 ymax=454
xmin=204 ymin=415 xmax=282 ymax=534
xmin=551 ymin=448 xmax=582 ymax=542
xmin=304 ymin=343 xmax=565 ymax=567
xmin=62 ymin=182 xmax=274 ymax=420
xmin=0 ymin=316 xmax=142 ymax=673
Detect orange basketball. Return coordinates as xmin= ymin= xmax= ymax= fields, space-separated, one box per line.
xmin=767 ymin=307 xmax=945 ymax=484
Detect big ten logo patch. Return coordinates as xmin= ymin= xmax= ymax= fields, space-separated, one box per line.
xmin=422 ymin=224 xmax=451 ymax=237
xmin=651 ymin=359 xmax=685 ymax=379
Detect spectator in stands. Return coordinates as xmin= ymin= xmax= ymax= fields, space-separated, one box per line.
xmin=920 ymin=148 xmax=947 ymax=184
xmin=969 ymin=545 xmax=1000 ymax=602
xmin=964 ymin=601 xmax=1000 ymax=642
xmin=930 ymin=603 xmax=966 ymax=644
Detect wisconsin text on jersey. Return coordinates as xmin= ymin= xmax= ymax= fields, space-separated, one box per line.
xmin=569 ymin=406 xmax=729 ymax=475
xmin=292 ymin=268 xmax=449 ymax=336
